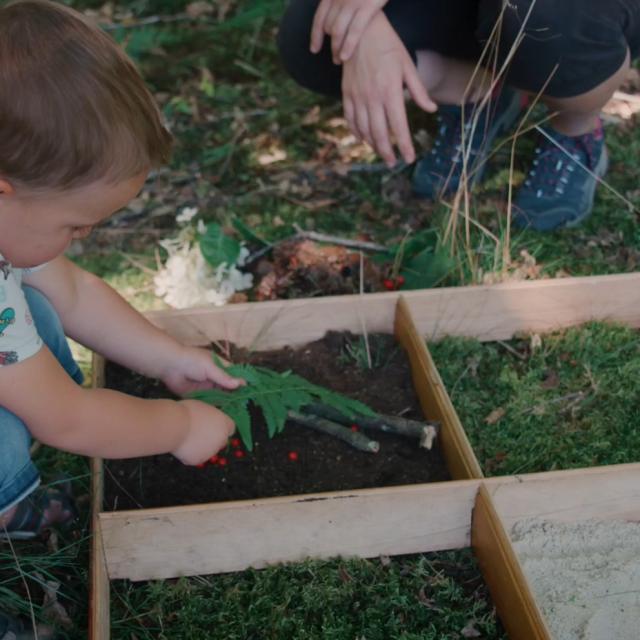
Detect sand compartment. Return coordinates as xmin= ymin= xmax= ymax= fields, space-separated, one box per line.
xmin=511 ymin=519 xmax=640 ymax=639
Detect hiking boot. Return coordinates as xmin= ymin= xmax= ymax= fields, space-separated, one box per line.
xmin=413 ymin=86 xmax=523 ymax=199
xmin=513 ymin=122 xmax=608 ymax=231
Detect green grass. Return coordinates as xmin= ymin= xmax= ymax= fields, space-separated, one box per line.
xmin=430 ymin=322 xmax=640 ymax=475
xmin=110 ymin=551 xmax=505 ymax=640
xmin=0 ymin=451 xmax=91 ymax=640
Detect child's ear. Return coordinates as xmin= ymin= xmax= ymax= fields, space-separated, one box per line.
xmin=0 ymin=179 xmax=15 ymax=196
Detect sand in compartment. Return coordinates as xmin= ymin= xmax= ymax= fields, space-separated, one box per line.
xmin=511 ymin=519 xmax=640 ymax=640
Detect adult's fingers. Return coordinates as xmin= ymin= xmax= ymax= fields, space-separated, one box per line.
xmin=330 ymin=8 xmax=356 ymax=64
xmin=386 ymin=87 xmax=415 ymax=164
xmin=355 ymin=102 xmax=372 ymax=148
xmin=339 ymin=8 xmax=375 ymax=61
xmin=310 ymin=0 xmax=332 ymax=53
xmin=404 ymin=60 xmax=437 ymax=113
xmin=369 ymin=103 xmax=395 ymax=166
xmin=343 ymin=97 xmax=361 ymax=140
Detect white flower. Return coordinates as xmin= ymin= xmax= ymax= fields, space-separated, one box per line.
xmin=176 ymin=206 xmax=199 ymax=224
xmin=154 ymin=231 xmax=253 ymax=309
xmin=197 ymin=219 xmax=207 ymax=234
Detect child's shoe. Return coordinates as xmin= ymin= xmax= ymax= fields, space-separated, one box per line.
xmin=0 ymin=611 xmax=56 ymax=639
xmin=413 ymin=86 xmax=523 ymax=199
xmin=0 ymin=483 xmax=77 ymax=540
xmin=513 ymin=123 xmax=608 ymax=231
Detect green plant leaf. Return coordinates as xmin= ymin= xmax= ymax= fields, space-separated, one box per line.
xmin=400 ymin=248 xmax=454 ymax=290
xmin=233 ymin=400 xmax=253 ymax=452
xmin=201 ymin=144 xmax=234 ymax=167
xmin=189 ymin=362 xmax=376 ymax=450
xmin=199 ymin=222 xmax=241 ymax=267
xmin=232 ymin=216 xmax=270 ymax=248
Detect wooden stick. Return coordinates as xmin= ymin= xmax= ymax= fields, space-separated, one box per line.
xmin=287 ymin=411 xmax=380 ymax=453
xmin=292 ymin=224 xmax=390 ymax=253
xmin=302 ymin=403 xmax=440 ymax=449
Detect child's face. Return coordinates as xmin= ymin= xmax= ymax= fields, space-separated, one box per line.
xmin=0 ymin=172 xmax=147 ymax=268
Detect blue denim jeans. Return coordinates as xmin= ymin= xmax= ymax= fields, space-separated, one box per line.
xmin=0 ymin=286 xmax=83 ymax=514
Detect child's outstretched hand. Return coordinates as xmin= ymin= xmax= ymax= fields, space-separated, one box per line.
xmin=161 ymin=346 xmax=246 ymax=396
xmin=173 ymin=399 xmax=235 ymax=465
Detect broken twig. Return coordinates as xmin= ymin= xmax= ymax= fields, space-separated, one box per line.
xmin=288 ymin=411 xmax=380 ymax=453
xmin=302 ymin=403 xmax=440 ymax=450
xmin=293 ymin=224 xmax=390 ymax=253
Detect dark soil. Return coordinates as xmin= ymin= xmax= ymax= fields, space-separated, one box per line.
xmin=104 ymin=332 xmax=450 ymax=510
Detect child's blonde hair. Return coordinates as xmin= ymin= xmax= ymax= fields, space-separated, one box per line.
xmin=0 ymin=0 xmax=172 ymax=190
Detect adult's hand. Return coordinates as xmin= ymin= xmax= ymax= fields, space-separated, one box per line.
xmin=341 ymin=12 xmax=437 ymax=166
xmin=310 ymin=0 xmax=387 ymax=63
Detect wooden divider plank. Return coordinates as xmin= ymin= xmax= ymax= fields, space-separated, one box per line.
xmin=395 ymin=297 xmax=483 ymax=480
xmin=99 ymin=480 xmax=480 ymax=581
xmin=145 ymin=273 xmax=640 ymax=348
xmin=472 ymin=484 xmax=551 ymax=640
xmin=488 ymin=463 xmax=640 ymax=528
xmin=89 ymin=355 xmax=109 ymax=640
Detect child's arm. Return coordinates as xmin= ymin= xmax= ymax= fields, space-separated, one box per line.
xmin=23 ymin=256 xmax=243 ymax=394
xmin=0 ymin=346 xmax=233 ymax=464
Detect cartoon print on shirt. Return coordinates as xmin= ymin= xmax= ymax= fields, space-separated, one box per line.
xmin=0 ymin=307 xmax=16 ymax=335
xmin=0 ymin=350 xmax=18 ymax=365
xmin=0 ymin=261 xmax=11 ymax=280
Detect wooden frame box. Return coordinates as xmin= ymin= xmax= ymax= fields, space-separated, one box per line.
xmin=90 ymin=272 xmax=640 ymax=639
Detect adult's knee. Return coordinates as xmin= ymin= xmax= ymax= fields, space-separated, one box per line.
xmin=277 ymin=0 xmax=342 ymax=97
xmin=480 ymin=0 xmax=628 ymax=98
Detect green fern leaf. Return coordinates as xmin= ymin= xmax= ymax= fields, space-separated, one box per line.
xmin=232 ymin=400 xmax=253 ymax=451
xmin=190 ymin=361 xmax=376 ymax=450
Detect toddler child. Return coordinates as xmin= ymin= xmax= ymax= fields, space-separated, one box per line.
xmin=0 ymin=0 xmax=243 ymax=567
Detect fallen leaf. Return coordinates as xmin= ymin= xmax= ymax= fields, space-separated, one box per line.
xmin=530 ymin=334 xmax=542 ymax=351
xmin=541 ymin=370 xmax=560 ymax=390
xmin=485 ymin=407 xmax=506 ymax=425
xmin=257 ymin=148 xmax=287 ymax=166
xmin=338 ymin=564 xmax=353 ymax=583
xmin=302 ymin=105 xmax=321 ymax=125
xmin=35 ymin=573 xmax=73 ymax=630
xmin=379 ymin=555 xmax=391 ymax=567
xmin=186 ymin=0 xmax=213 ymax=17
xmin=461 ymin=621 xmax=482 ymax=638
xmin=417 ymin=585 xmax=438 ymax=609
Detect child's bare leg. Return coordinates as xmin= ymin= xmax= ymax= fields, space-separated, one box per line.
xmin=415 ymin=50 xmax=492 ymax=105
xmin=542 ymin=48 xmax=631 ymax=135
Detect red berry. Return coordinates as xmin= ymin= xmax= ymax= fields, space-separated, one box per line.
xmin=288 ymin=451 xmax=299 ymax=462
xmin=196 ymin=463 xmax=206 ymax=469
xmin=233 ymin=449 xmax=245 ymax=459
xmin=230 ymin=438 xmax=241 ymax=448
xmin=209 ymin=455 xmax=219 ymax=464
xmin=218 ymin=457 xmax=228 ymax=467
xmin=395 ymin=275 xmax=405 ymax=287
xmin=350 ymin=424 xmax=359 ymax=432
xmin=383 ymin=278 xmax=395 ymax=291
